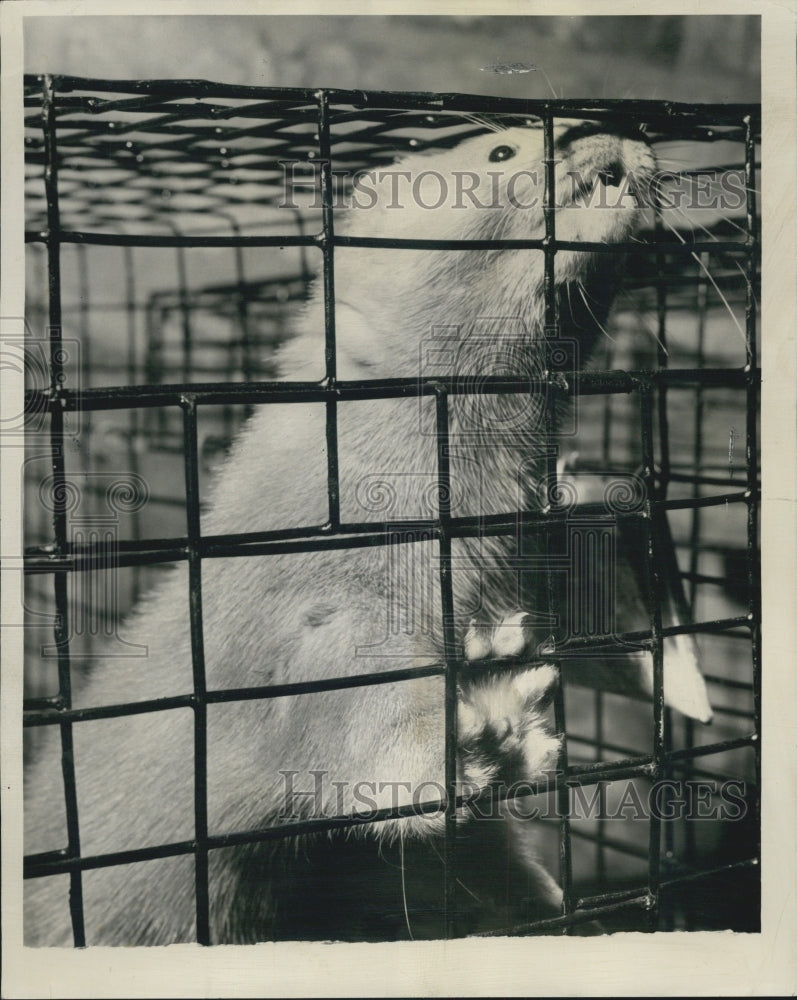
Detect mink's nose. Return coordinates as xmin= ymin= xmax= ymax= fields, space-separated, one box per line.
xmin=598 ymin=160 xmax=625 ymax=188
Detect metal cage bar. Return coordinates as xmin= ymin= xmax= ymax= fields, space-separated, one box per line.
xmin=317 ymin=90 xmax=341 ymax=532
xmin=181 ymin=395 xmax=211 ymax=944
xmin=22 ymin=78 xmax=762 ymax=944
xmin=541 ymin=108 xmax=575 ymax=930
xmin=41 ymin=73 xmax=86 ymax=947
xmin=744 ymin=111 xmax=762 ymax=888
xmin=434 ymin=386 xmax=459 ymax=937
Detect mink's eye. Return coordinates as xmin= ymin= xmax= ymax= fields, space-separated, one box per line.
xmin=489 ymin=144 xmax=517 ymax=163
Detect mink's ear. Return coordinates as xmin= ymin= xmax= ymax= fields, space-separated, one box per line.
xmin=512 ymin=664 xmax=559 ymax=711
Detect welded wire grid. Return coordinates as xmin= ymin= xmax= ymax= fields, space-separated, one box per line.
xmin=23 ymin=76 xmax=760 ymax=944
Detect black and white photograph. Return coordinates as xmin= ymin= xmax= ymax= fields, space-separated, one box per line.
xmin=1 ymin=2 xmax=795 ymax=997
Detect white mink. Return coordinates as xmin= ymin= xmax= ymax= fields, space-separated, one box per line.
xmin=24 ymin=121 xmax=710 ymax=945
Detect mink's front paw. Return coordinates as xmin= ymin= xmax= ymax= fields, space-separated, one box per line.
xmin=458 ymin=664 xmax=561 ymax=790
xmin=463 ymin=610 xmax=541 ymax=662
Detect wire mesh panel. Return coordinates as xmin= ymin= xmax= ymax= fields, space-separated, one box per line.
xmin=23 ymin=76 xmax=760 ymax=945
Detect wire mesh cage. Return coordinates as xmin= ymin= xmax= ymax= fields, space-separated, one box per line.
xmin=22 ymin=75 xmax=760 ymax=945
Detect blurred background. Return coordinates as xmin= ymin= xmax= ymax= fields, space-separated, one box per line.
xmin=26 ymin=14 xmax=759 ymax=102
